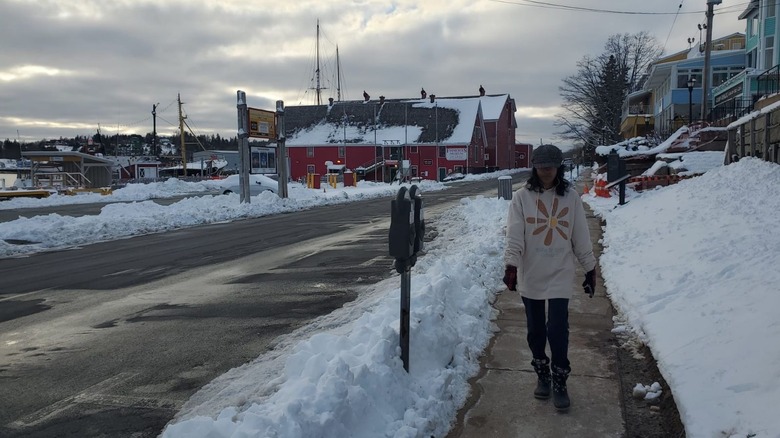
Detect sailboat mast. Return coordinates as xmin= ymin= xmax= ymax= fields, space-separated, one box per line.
xmin=316 ymin=19 xmax=321 ymax=106
xmin=336 ymin=45 xmax=341 ymax=102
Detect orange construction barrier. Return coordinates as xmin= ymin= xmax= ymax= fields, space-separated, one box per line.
xmin=594 ymin=179 xmax=610 ymax=198
xmin=582 ymin=183 xmax=590 ymax=195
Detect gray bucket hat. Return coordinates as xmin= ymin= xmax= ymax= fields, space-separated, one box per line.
xmin=532 ymin=144 xmax=563 ymax=168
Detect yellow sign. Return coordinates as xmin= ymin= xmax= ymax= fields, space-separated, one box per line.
xmin=248 ymin=107 xmax=276 ymax=139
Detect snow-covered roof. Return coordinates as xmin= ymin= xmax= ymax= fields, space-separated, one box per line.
xmin=478 ymin=95 xmax=509 ymax=120
xmin=285 ymin=94 xmax=512 ymax=147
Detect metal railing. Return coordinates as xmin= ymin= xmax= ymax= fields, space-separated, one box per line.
xmin=356 ymin=156 xmax=384 ymax=173
xmin=757 ymin=65 xmax=780 ymax=98
xmin=710 ymin=98 xmax=754 ymax=125
xmin=626 ymin=104 xmax=651 ymax=115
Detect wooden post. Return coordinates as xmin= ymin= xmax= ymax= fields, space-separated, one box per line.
xmin=750 ymin=118 xmax=757 ymax=157
xmin=765 ymin=113 xmax=772 ymax=161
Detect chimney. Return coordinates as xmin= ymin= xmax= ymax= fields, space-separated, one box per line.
xmin=479 ymin=85 xmax=485 ymax=96
xmin=379 ymin=95 xmax=385 ymax=105
xmin=429 ymin=94 xmax=435 ymax=103
xmin=328 ymin=97 xmax=334 ymax=105
xmin=363 ymin=90 xmax=370 ymax=102
xmin=421 ymin=88 xmax=427 ymax=99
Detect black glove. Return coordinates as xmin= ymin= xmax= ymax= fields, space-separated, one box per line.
xmin=503 ymin=265 xmax=517 ymax=291
xmin=583 ymin=269 xmax=596 ymax=298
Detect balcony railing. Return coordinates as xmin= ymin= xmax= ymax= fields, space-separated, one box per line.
xmin=710 ymin=98 xmax=754 ymax=126
xmin=757 ymin=64 xmax=780 ymax=97
xmin=622 ymin=103 xmax=653 ymax=119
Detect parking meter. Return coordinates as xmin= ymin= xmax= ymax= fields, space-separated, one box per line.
xmin=408 ymin=185 xmax=424 ymax=255
xmin=389 ymin=187 xmax=416 ymax=272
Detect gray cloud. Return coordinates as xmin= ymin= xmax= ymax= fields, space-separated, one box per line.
xmin=1 ymin=0 xmax=746 ymax=148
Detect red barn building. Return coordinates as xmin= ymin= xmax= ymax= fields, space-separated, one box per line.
xmin=283 ymin=93 xmax=518 ymax=182
xmin=514 ymin=143 xmax=533 ymax=168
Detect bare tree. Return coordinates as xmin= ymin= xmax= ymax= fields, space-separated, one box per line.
xmin=604 ymin=31 xmax=664 ymax=93
xmin=555 ymin=32 xmax=663 ymax=149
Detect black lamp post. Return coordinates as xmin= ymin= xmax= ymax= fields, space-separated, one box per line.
xmin=644 ymin=115 xmax=650 ymax=137
xmin=687 ymin=77 xmax=696 ymax=126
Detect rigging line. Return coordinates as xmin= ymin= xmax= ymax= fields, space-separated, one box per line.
xmin=157 ymin=115 xmax=176 ymax=127
xmin=182 ymin=119 xmax=207 ymax=151
xmin=158 ymin=98 xmax=177 ymax=114
xmin=663 ymin=0 xmax=685 ymax=54
xmin=489 ymin=0 xmax=712 ymax=15
xmin=116 ymin=115 xmax=152 ymax=130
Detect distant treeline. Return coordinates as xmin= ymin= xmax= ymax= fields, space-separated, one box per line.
xmin=1 ymin=132 xmax=244 ymax=160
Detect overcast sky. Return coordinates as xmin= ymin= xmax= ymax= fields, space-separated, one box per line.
xmin=0 ymin=0 xmax=747 ymax=149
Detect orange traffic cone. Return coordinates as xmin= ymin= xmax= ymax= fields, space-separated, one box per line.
xmin=582 ymin=184 xmax=590 ymax=195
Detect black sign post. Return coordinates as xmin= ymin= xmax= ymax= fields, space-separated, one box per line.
xmin=607 ymin=150 xmax=629 ymax=205
xmin=388 ymin=185 xmax=424 ymax=372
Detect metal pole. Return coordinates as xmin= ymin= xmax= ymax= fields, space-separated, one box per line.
xmin=400 ymin=268 xmax=411 ymax=372
xmin=236 ymin=90 xmax=250 ymax=203
xmin=276 ymin=100 xmax=289 ymax=198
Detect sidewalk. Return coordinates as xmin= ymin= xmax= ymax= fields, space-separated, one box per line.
xmin=446 ymin=171 xmax=624 ymax=438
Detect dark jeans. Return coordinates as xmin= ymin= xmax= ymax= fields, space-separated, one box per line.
xmin=522 ymin=296 xmax=570 ymax=371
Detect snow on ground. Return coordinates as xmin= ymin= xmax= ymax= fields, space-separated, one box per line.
xmin=585 ymin=158 xmax=780 ymax=438
xmin=3 ymin=160 xmax=779 ymax=437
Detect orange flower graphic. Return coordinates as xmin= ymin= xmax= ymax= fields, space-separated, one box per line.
xmin=525 ymin=198 xmax=570 ymax=246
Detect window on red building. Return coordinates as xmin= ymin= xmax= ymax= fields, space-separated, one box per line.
xmin=307 ymin=147 xmax=314 ymax=158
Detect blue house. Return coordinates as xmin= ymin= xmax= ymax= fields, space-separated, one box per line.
xmin=621 ymin=33 xmax=745 ymax=139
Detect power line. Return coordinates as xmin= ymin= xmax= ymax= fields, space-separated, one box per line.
xmin=663 ymin=0 xmax=686 ymax=53
xmin=488 ymin=0 xmax=750 ymax=15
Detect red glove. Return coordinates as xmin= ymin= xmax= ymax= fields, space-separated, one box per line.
xmin=503 ymin=265 xmax=517 ymax=291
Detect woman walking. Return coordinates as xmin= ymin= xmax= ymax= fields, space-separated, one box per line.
xmin=502 ymin=144 xmax=597 ymax=411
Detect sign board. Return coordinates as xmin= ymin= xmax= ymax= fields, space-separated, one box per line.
xmin=607 ymin=150 xmax=626 ymax=183
xmin=714 ymin=82 xmax=743 ymax=106
xmin=248 ymin=108 xmax=276 ymax=139
xmin=250 ymin=146 xmax=276 ymax=174
xmin=445 ymin=147 xmax=468 ymax=161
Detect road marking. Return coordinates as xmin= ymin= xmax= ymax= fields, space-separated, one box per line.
xmin=9 ymin=372 xmax=138 ymax=428
xmin=103 ymin=269 xmax=137 ymax=277
xmin=0 ymin=289 xmax=51 ymax=302
xmin=359 ymin=256 xmax=386 ymax=267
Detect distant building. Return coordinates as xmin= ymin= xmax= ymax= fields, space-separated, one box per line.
xmin=283 ymin=93 xmax=518 ymax=182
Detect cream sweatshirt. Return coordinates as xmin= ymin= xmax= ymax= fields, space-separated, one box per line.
xmin=503 ymin=185 xmax=597 ymax=300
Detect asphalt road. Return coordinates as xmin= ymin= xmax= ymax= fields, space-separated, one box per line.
xmin=0 ymin=173 xmax=529 ymax=437
xmin=0 ymin=194 xmax=209 ymax=223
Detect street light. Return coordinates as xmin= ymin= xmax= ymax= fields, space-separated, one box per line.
xmin=644 ymin=115 xmax=650 ymax=137
xmin=687 ymin=77 xmax=696 ymax=127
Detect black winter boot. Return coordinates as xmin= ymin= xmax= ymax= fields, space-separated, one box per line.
xmin=551 ymin=365 xmax=570 ymax=411
xmin=531 ymin=358 xmax=551 ymax=399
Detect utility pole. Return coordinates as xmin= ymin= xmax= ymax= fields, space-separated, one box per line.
xmin=152 ymin=103 xmax=159 ymax=157
xmin=701 ymin=0 xmax=722 ymax=122
xmin=236 ymin=91 xmax=250 ymax=203
xmin=276 ymin=100 xmax=289 ymax=198
xmin=178 ymin=93 xmax=186 ymax=176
